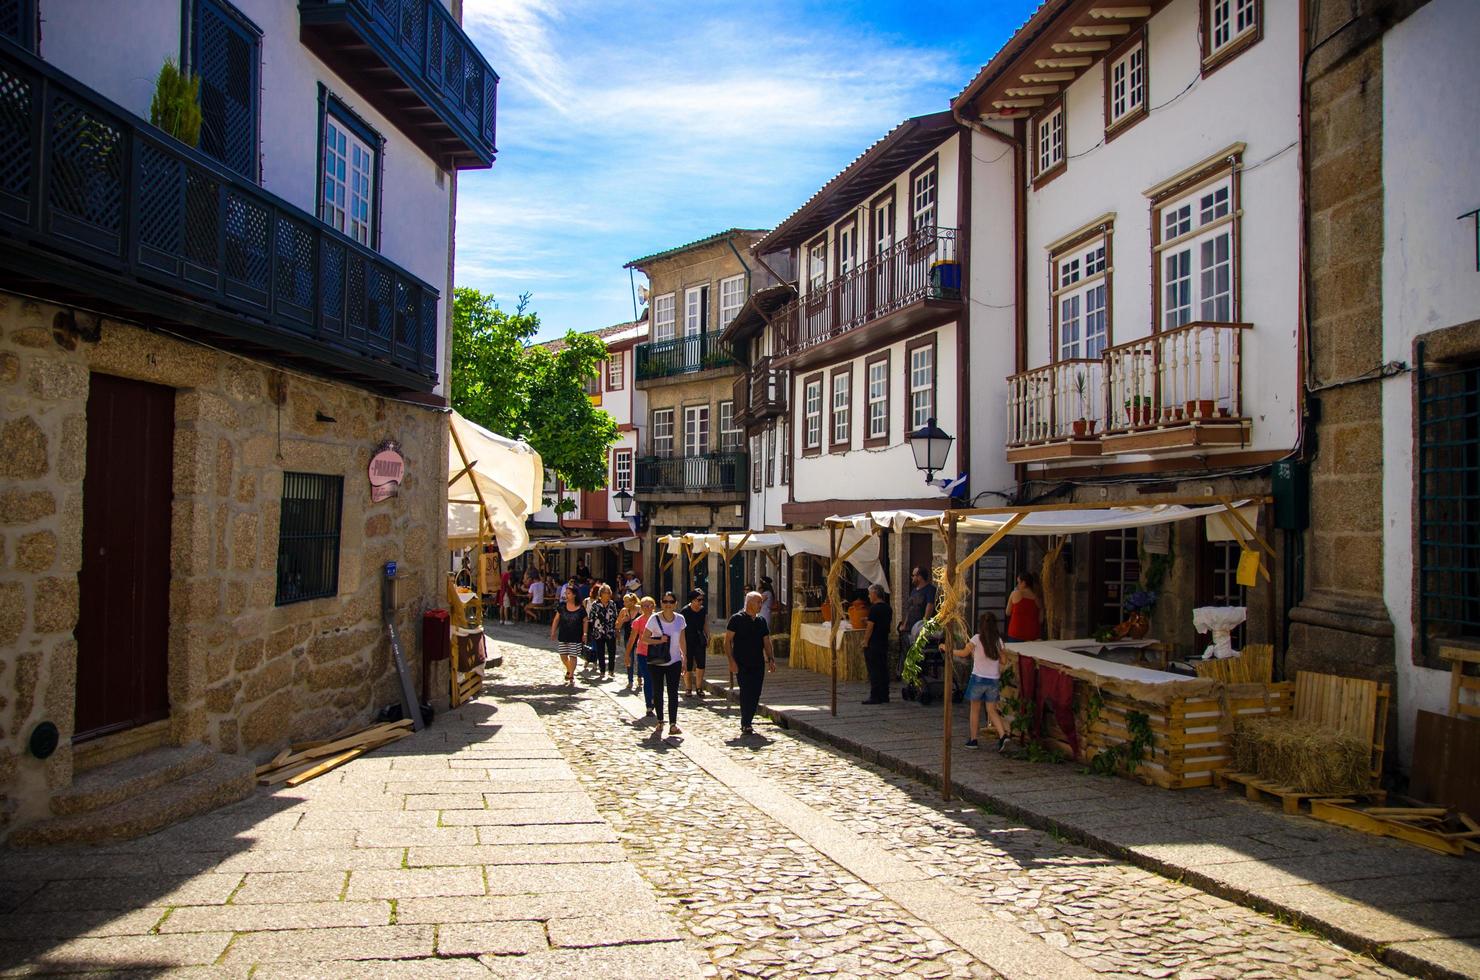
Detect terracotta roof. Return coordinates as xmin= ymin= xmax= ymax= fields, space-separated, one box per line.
xmin=751 ymin=111 xmax=960 ymax=256
xmin=623 ymin=228 xmax=770 ymax=270
xmin=535 ymin=316 xmax=648 ymax=353
xmin=718 ymin=283 xmax=795 ymax=346
xmin=951 ymin=0 xmax=1084 ymax=115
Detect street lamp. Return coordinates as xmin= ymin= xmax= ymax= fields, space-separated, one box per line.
xmin=908 ymin=417 xmax=954 ymax=484
xmin=613 ymin=489 xmax=634 ymax=517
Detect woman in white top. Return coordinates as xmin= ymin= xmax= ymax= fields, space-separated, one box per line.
xmin=950 ymin=611 xmax=1010 ymax=752
xmin=644 ymin=591 xmax=689 ymax=740
xmin=758 ymin=577 xmax=775 ymax=628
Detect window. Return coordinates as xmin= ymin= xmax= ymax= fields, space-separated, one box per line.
xmin=612 ymin=449 xmax=633 ymax=492
xmin=1156 ymin=171 xmax=1236 ymax=329
xmin=652 ymin=408 xmax=674 ymax=457
xmin=807 ymin=238 xmax=828 ymax=293
xmin=275 ymin=472 xmax=343 ymax=605
xmin=607 ymin=352 xmax=624 ymax=390
xmin=751 ymin=434 xmax=762 ymax=492
xmin=653 ymin=294 xmax=676 ymax=341
xmin=193 ymin=0 xmax=260 ymax=180
xmin=1033 ymin=102 xmax=1064 ymax=183
xmin=765 ymin=424 xmax=776 ymax=486
xmin=719 ymin=400 xmax=742 ymax=450
xmin=911 ymin=163 xmax=937 ymax=234
xmin=683 ymin=405 xmax=710 ymax=457
xmin=719 ymin=275 xmax=746 ymax=329
xmin=872 ymin=192 xmax=896 ymax=257
xmin=1205 ymin=0 xmax=1260 ymax=66
xmin=835 ymin=220 xmax=857 ymax=277
xmin=865 ymin=351 xmax=890 ymax=446
xmin=1417 ymin=356 xmax=1480 ymax=664
xmin=2 ymin=0 xmax=36 ymax=49
xmin=319 ymin=93 xmax=381 ymax=248
xmin=830 ymin=367 xmax=852 ymax=450
xmin=1054 ymin=235 xmax=1110 ymax=361
xmin=684 ymin=285 xmax=708 ymax=336
xmin=581 ymin=372 xmax=601 ymax=397
xmin=906 ymin=337 xmax=936 ymax=431
xmin=1092 ymin=529 xmax=1141 ymax=628
xmin=803 ymin=375 xmax=823 ymax=452
xmin=780 ymin=419 xmax=790 ymax=484
xmin=1106 ymin=35 xmax=1146 ymax=132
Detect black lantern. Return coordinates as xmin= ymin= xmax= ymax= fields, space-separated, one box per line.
xmin=908 ymin=417 xmax=954 ymax=483
xmin=613 ymin=489 xmax=634 ymax=516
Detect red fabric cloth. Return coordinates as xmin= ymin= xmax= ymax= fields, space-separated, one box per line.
xmin=1007 ymin=596 xmax=1041 ymax=641
xmin=1035 ymin=665 xmax=1079 ymax=756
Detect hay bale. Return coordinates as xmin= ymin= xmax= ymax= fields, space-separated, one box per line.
xmin=1232 ymin=717 xmax=1369 ymax=794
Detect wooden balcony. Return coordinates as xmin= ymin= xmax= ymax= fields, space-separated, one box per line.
xmin=299 ymin=0 xmax=498 ymax=169
xmin=733 ymin=355 xmax=787 ymax=429
xmin=0 ymin=43 xmax=440 ymax=393
xmin=1004 ymin=322 xmax=1253 ymax=464
xmin=775 ymin=226 xmax=961 ymax=369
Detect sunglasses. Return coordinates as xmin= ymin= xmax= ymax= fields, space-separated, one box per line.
xmin=662 ymin=598 xmax=676 ymax=604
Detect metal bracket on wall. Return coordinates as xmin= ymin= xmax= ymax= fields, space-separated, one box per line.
xmin=1460 ymin=207 xmax=1480 ymax=272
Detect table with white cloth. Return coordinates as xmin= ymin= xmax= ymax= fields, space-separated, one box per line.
xmin=792 ymin=622 xmax=869 ymax=682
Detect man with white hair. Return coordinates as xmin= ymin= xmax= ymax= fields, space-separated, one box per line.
xmin=725 ymin=590 xmax=775 ymax=737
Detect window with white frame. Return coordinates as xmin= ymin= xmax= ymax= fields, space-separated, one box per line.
xmin=1108 ymin=41 xmax=1144 ymax=128
xmin=719 ymin=275 xmax=745 ymax=329
xmin=779 ymin=419 xmax=790 ymax=483
xmin=652 ymin=408 xmax=674 ymax=457
xmin=684 ymin=285 xmax=707 ymax=336
xmin=836 ymin=221 xmax=857 ymax=276
xmin=1207 ymin=0 xmax=1259 ymax=59
xmin=1055 ymin=237 xmax=1109 ymax=361
xmin=804 ymin=377 xmax=823 ymax=449
xmin=908 ymin=342 xmax=935 ymax=430
xmin=831 ymin=369 xmax=851 ymax=447
xmin=321 ymin=105 xmax=378 ymax=247
xmin=911 ymin=165 xmax=937 ymax=234
xmin=607 ymin=351 xmax=624 ymax=390
xmin=751 ymin=434 xmax=762 ymax=492
xmin=683 ymin=405 xmax=710 ymax=457
xmin=1158 ymin=173 xmax=1235 ymax=329
xmin=765 ymin=424 xmax=776 ymax=486
xmin=807 ymin=239 xmax=827 ymax=293
xmin=653 ymin=294 xmax=676 ymax=341
xmin=867 ymin=356 xmax=889 ymax=441
xmin=719 ymin=399 xmax=742 ymax=450
xmin=1035 ymin=104 xmax=1064 ymax=179
xmin=612 ymin=449 xmax=632 ymax=492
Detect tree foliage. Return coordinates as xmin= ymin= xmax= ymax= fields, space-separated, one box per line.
xmin=450 ymin=288 xmax=618 ymax=513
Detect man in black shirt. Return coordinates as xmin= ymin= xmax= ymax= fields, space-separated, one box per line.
xmin=862 ymin=584 xmax=893 ymax=704
xmin=683 ymin=588 xmax=709 ymax=697
xmin=901 ymin=566 xmax=938 ymax=644
xmin=725 ymin=590 xmax=775 ymax=737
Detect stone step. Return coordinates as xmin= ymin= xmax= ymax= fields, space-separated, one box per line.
xmin=11 ymin=754 xmax=255 ymax=847
xmin=52 ymin=743 xmax=217 ymax=816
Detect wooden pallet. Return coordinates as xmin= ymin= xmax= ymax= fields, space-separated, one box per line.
xmin=1214 ymin=769 xmax=1386 ymax=814
xmin=1310 ymin=799 xmax=1480 ymax=856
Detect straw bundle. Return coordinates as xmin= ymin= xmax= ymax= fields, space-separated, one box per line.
xmin=1232 ymin=717 xmax=1369 ymax=794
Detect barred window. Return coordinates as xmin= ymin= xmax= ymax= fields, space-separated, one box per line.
xmin=275 ymin=472 xmax=343 ymax=605
xmin=1418 ymin=355 xmax=1480 ymax=662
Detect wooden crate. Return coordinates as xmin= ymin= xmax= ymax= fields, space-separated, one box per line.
xmin=1215 ymin=770 xmax=1386 ymax=815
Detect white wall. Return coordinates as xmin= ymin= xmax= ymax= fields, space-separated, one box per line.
xmin=967 ymin=124 xmax=1018 ymax=501
xmin=1019 ymin=0 xmax=1301 ymax=456
xmin=1380 ymin=0 xmax=1480 ymax=761
xmin=40 ymin=0 xmax=454 ymax=388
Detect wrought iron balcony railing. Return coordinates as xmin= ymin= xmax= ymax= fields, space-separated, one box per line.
xmin=299 ymin=0 xmax=498 ymax=169
xmin=634 ymin=329 xmax=739 ymax=382
xmin=776 ymin=226 xmax=959 ymax=357
xmin=635 ymin=452 xmax=748 ymax=495
xmin=0 ymin=43 xmax=440 ymax=391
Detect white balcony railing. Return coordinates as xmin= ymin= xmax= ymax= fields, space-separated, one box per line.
xmin=1006 ymin=359 xmax=1105 ymax=445
xmin=1103 ymin=321 xmax=1249 ymax=432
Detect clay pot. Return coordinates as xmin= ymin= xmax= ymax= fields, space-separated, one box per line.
xmin=848 ymin=599 xmax=868 ymax=630
xmin=1072 ymin=418 xmax=1089 ymax=438
xmin=1186 ymin=399 xmax=1216 ymax=420
xmin=1125 ymin=612 xmax=1150 ymax=639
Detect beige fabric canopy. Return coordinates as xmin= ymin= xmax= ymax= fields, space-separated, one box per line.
xmin=827 ymin=501 xmax=1257 ymax=538
xmin=447 ymin=411 xmax=542 ymax=560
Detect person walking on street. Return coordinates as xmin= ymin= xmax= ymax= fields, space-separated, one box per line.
xmin=616 ymin=592 xmax=639 ymax=690
xmin=1006 ymin=572 xmax=1042 ymax=642
xmin=682 ymin=589 xmax=709 ymax=698
xmin=950 ymin=612 xmax=1011 ymax=751
xmin=549 ymin=586 xmax=587 ymax=688
xmin=901 ymin=566 xmax=938 ymax=645
xmin=626 ymin=596 xmax=656 ymax=715
xmin=589 ymin=584 xmax=619 ymax=678
xmin=726 ymin=591 xmax=775 ymax=738
xmin=861 ymin=584 xmax=892 ymax=704
xmin=644 ymin=591 xmax=688 ymax=740
xmin=758 ymin=577 xmax=775 ymax=629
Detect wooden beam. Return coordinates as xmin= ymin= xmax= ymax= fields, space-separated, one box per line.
xmin=1070 ymin=23 xmax=1131 ymax=36
xmin=942 ymin=516 xmax=958 ymax=802
xmin=945 ymin=493 xmax=1273 ymax=518
xmin=1218 ymin=496 xmax=1277 ymax=563
xmin=1090 ymin=5 xmax=1151 ymax=18
xmin=1037 ymin=56 xmax=1092 ymax=67
xmin=1005 ymin=85 xmax=1060 ymax=97
xmin=828 ymin=525 xmax=839 ymax=718
xmin=448 ymin=459 xmax=476 ymax=488
xmin=1052 ymin=40 xmax=1112 ymax=52
xmin=1020 ymin=71 xmax=1077 ymax=82
xmin=956 ymin=513 xmax=1027 ymax=576
xmin=993 ymin=98 xmax=1045 ymax=109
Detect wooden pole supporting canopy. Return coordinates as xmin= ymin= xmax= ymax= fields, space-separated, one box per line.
xmin=828 ymin=525 xmax=839 ymax=718
xmin=943 ymin=515 xmax=958 ymax=802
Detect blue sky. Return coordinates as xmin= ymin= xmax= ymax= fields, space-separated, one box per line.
xmin=456 ymin=0 xmax=1040 ymax=342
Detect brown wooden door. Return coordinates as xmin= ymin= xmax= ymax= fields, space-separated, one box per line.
xmin=74 ymin=374 xmax=175 ymax=742
xmin=582 ymin=487 xmax=607 ymax=524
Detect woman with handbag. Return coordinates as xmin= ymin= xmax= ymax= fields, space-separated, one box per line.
xmin=589 ymin=584 xmax=620 ymax=678
xmin=549 ymin=586 xmax=587 ymax=688
xmin=626 ymin=596 xmax=657 ymax=715
xmin=644 ymin=591 xmax=689 ymax=740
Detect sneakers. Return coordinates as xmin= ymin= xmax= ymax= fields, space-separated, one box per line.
xmin=997 ymin=735 xmax=1010 ymax=753
xmin=965 ymin=739 xmax=980 ymax=748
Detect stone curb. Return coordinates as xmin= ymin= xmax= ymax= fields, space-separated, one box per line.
xmin=705 ymin=680 xmax=1461 ymax=980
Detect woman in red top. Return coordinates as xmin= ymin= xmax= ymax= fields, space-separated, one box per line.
xmin=1005 ymin=572 xmax=1042 ymax=642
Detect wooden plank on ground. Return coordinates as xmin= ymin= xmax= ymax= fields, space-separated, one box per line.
xmin=284 ymin=747 xmax=366 ymax=787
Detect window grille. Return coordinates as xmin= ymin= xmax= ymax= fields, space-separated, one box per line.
xmin=194 ymin=0 xmax=260 ymax=180
xmin=275 ymin=472 xmax=343 ymax=605
xmin=1418 ymin=346 xmax=1480 ymax=662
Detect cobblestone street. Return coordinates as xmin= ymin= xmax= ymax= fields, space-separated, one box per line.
xmin=494 ymin=626 xmax=1404 ymax=980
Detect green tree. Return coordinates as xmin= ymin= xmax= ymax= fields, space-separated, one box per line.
xmin=450 ymin=288 xmax=617 ymax=514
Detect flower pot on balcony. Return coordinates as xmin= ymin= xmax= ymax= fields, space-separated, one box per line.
xmin=1071 ymin=418 xmax=1089 ymax=438
xmin=1185 ymin=399 xmax=1216 ymax=420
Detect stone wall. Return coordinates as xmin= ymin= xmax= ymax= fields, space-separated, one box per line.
xmin=0 ymin=294 xmax=447 ymax=834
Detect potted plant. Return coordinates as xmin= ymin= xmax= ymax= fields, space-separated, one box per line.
xmin=1124 ymin=394 xmax=1153 ymax=427
xmin=149 ymin=59 xmax=202 ymax=147
xmin=1071 ymin=371 xmax=1094 ymax=438
xmin=1116 ymin=589 xmax=1158 ymax=639
xmin=1185 ymin=398 xmax=1216 ymax=420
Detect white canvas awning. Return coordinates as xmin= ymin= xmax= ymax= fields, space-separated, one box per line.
xmin=777 ymin=527 xmax=888 ymax=589
xmin=447 ymin=411 xmax=543 ymax=560
xmin=534 ymin=536 xmax=640 ymax=552
xmin=682 ymin=532 xmax=787 ymax=555
xmin=826 ymin=501 xmax=1257 ymax=539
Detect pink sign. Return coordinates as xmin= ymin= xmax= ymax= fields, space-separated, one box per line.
xmin=369 ymin=442 xmax=405 ymax=502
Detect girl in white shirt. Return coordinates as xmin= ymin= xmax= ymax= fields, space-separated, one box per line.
xmin=951 ymin=612 xmax=1010 ymax=752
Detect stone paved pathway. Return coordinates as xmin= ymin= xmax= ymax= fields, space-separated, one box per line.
xmin=490 ymin=623 xmax=1406 ymax=980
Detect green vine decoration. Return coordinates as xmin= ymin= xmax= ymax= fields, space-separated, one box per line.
xmin=1084 ymin=687 xmax=1105 ymax=729
xmin=1088 ymin=708 xmax=1154 ymax=776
